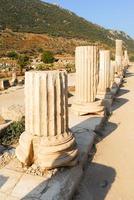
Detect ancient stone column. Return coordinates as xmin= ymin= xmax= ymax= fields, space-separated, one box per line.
xmin=123 ymin=50 xmax=129 ymax=67
xmin=72 ymin=46 xmax=103 ymax=115
xmin=97 ymin=50 xmax=111 ymax=98
xmin=115 ymin=39 xmax=123 ymax=74
xmin=110 ymin=60 xmax=116 ymax=86
xmin=110 ymin=60 xmax=120 ymax=95
xmin=16 ymin=70 xmax=78 ymax=169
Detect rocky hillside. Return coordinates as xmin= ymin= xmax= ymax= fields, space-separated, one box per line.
xmin=0 ymin=0 xmax=134 ymax=52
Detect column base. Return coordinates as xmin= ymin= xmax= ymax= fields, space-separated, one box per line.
xmin=111 ymin=82 xmax=119 ymax=96
xmin=71 ymin=100 xmax=104 ymax=116
xmin=16 ymin=132 xmax=78 ymax=169
xmin=114 ymin=76 xmax=123 ymax=87
xmin=96 ymin=91 xmax=113 ymax=100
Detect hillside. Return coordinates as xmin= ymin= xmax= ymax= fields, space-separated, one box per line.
xmin=0 ymin=0 xmax=134 ymax=53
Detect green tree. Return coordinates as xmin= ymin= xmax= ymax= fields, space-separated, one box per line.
xmin=41 ymin=51 xmax=55 ymax=64
xmin=18 ymin=54 xmax=30 ymax=72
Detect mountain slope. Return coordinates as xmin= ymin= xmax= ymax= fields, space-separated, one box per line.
xmin=0 ymin=0 xmax=134 ymax=52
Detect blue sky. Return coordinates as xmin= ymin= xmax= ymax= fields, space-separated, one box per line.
xmin=43 ymin=0 xmax=134 ymax=38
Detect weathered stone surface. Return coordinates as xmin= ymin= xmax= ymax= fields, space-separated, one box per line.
xmin=11 ymin=174 xmax=48 ymax=199
xmin=72 ymin=46 xmax=103 ymax=115
xmin=123 ymin=50 xmax=129 ymax=68
xmin=97 ymin=50 xmax=111 ymax=99
xmin=0 ymin=128 xmax=95 ymax=200
xmin=0 ymin=169 xmax=23 ymax=194
xmin=71 ymin=100 xmax=103 ymax=116
xmin=1 ymin=105 xmax=24 ymax=121
xmin=16 ymin=70 xmax=78 ymax=169
xmin=110 ymin=60 xmax=116 ymax=86
xmin=0 ymin=115 xmax=5 ymax=125
xmin=115 ymin=39 xmax=123 ymax=74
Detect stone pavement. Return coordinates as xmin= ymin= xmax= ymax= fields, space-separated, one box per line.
xmin=0 ymin=129 xmax=96 ymax=200
xmin=73 ymin=65 xmax=134 ymax=200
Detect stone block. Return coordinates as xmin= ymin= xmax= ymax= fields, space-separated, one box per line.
xmin=0 ymin=80 xmax=10 ymax=90
xmin=0 ymin=169 xmax=23 ymax=194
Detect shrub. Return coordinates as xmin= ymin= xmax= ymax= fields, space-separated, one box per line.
xmin=17 ymin=54 xmax=30 ymax=71
xmin=7 ymin=51 xmax=18 ymax=59
xmin=65 ymin=63 xmax=75 ymax=73
xmin=41 ymin=51 xmax=55 ymax=64
xmin=36 ymin=63 xmax=54 ymax=71
xmin=0 ymin=118 xmax=25 ymax=146
xmin=37 ymin=47 xmax=44 ymax=53
xmin=130 ymin=55 xmax=134 ymax=62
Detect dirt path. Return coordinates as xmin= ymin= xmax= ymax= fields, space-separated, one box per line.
xmin=73 ymin=65 xmax=134 ymax=200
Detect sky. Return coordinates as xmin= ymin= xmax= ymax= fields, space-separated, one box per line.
xmin=43 ymin=0 xmax=134 ymax=38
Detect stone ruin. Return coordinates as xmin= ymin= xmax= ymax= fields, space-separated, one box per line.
xmin=97 ymin=50 xmax=111 ymax=99
xmin=71 ymin=46 xmax=103 ymax=115
xmin=13 ymin=40 xmax=128 ymax=170
xmin=16 ymin=70 xmax=78 ymax=169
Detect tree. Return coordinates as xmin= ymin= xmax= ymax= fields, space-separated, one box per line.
xmin=17 ymin=54 xmax=30 ymax=72
xmin=41 ymin=51 xmax=55 ymax=64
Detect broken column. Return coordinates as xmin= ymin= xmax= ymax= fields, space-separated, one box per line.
xmin=72 ymin=46 xmax=103 ymax=115
xmin=16 ymin=70 xmax=78 ymax=169
xmin=97 ymin=50 xmax=111 ymax=99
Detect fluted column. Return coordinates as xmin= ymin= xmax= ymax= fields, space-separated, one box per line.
xmin=123 ymin=50 xmax=129 ymax=67
xmin=115 ymin=39 xmax=123 ymax=73
xmin=110 ymin=60 xmax=116 ymax=86
xmin=115 ymin=39 xmax=123 ymax=64
xmin=97 ymin=50 xmax=111 ymax=96
xmin=72 ymin=46 xmax=103 ymax=115
xmin=16 ymin=70 xmax=78 ymax=169
xmin=76 ymin=46 xmax=99 ymax=103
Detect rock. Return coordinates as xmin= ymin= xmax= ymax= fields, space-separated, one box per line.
xmin=1 ymin=105 xmax=25 ymax=121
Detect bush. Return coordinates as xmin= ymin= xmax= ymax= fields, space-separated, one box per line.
xmin=17 ymin=54 xmax=30 ymax=71
xmin=36 ymin=63 xmax=54 ymax=71
xmin=65 ymin=63 xmax=75 ymax=73
xmin=0 ymin=118 xmax=25 ymax=146
xmin=130 ymin=55 xmax=134 ymax=62
xmin=7 ymin=51 xmax=18 ymax=59
xmin=41 ymin=51 xmax=55 ymax=64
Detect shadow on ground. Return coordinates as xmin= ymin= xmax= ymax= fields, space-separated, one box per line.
xmin=0 ymin=175 xmax=8 ymax=188
xmin=71 ymin=116 xmax=104 ymax=133
xmin=112 ymin=97 xmax=128 ymax=111
xmin=95 ymin=121 xmax=118 ymax=144
xmin=73 ymin=162 xmax=116 ymax=200
xmin=116 ymin=88 xmax=130 ymax=97
xmin=125 ymin=72 xmax=134 ymax=78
